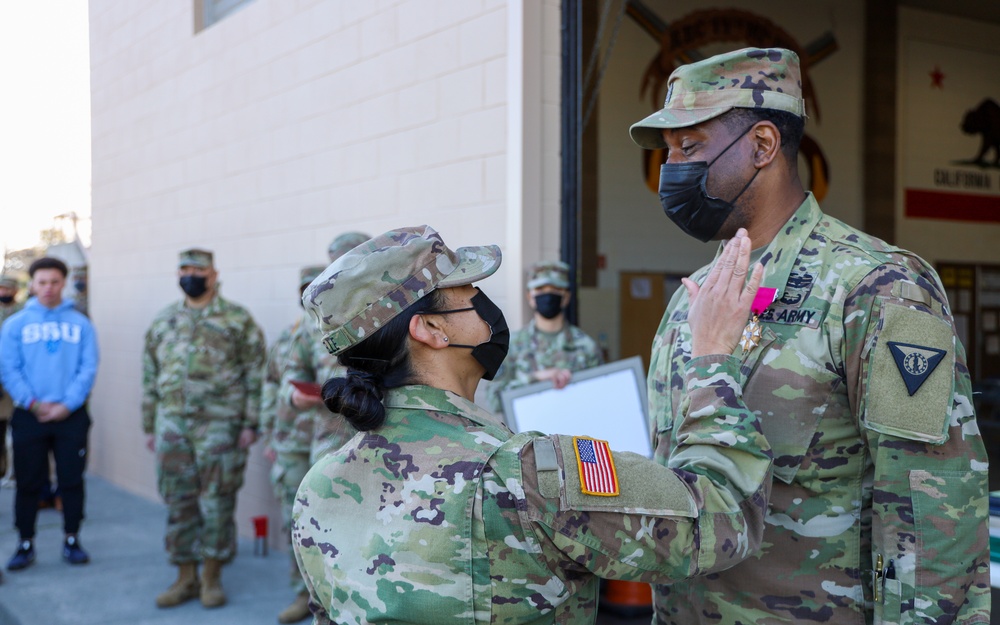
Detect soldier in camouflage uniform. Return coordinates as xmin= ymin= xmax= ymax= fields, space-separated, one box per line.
xmin=0 ymin=275 xmax=23 ymax=324
xmin=70 ymin=265 xmax=88 ymax=317
xmin=281 ymin=320 xmax=353 ymax=464
xmin=260 ymin=264 xmax=326 ymax=624
xmin=142 ymin=248 xmax=266 ymax=610
xmin=292 ymin=224 xmax=776 ymax=624
xmin=0 ymin=274 xmax=23 ymax=481
xmin=283 ymin=232 xmax=369 ymax=464
xmin=629 ymin=47 xmax=990 ymax=624
xmin=486 ymin=260 xmax=602 ymax=415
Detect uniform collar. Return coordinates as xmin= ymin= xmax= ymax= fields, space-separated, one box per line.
xmin=384 ymin=384 xmax=506 ymax=430
xmin=715 ymin=193 xmax=822 ymax=305
xmin=183 ymin=290 xmax=224 ymax=315
xmin=528 ymin=318 xmax=568 ymax=337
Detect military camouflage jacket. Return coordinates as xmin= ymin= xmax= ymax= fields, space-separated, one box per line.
xmin=293 ymin=374 xmax=773 ymax=625
xmin=0 ymin=302 xmax=22 ymax=328
xmin=485 ymin=319 xmax=603 ymax=413
xmin=648 ymin=194 xmax=989 ymax=625
xmin=0 ymin=301 xmax=23 ymax=408
xmin=280 ymin=320 xmax=351 ymax=462
xmin=260 ymin=317 xmax=313 ymax=454
xmin=142 ymin=293 xmax=265 ymax=434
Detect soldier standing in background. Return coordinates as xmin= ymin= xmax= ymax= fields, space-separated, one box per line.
xmin=629 ymin=47 xmax=989 ymax=624
xmin=142 ymin=248 xmax=265 ymax=610
xmin=70 ymin=265 xmax=88 ymax=317
xmin=260 ymin=264 xmax=325 ymax=624
xmin=485 ymin=260 xmax=602 ymax=416
xmin=0 ymin=274 xmax=21 ymax=324
xmin=0 ymin=275 xmax=23 ymax=488
xmin=283 ymin=232 xmax=370 ymax=463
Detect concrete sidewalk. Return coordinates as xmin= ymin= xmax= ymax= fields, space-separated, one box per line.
xmin=0 ymin=475 xmax=296 ymax=625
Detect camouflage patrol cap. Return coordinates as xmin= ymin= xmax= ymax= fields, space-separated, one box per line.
xmin=178 ymin=248 xmax=214 ymax=269
xmin=630 ymin=47 xmax=806 ymax=150
xmin=0 ymin=275 xmax=17 ymax=290
xmin=303 ymin=225 xmax=501 ymax=356
xmin=526 ymin=260 xmax=570 ymax=290
xmin=299 ymin=265 xmax=326 ymax=289
xmin=327 ymin=232 xmax=372 ymax=262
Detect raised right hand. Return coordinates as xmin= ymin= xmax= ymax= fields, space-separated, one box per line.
xmin=682 ymin=228 xmax=763 ymax=358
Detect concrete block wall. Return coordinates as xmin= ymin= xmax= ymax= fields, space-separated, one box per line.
xmin=88 ymin=0 xmax=561 ymax=546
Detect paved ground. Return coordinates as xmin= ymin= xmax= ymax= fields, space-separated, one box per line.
xmin=0 ymin=475 xmax=650 ymax=624
xmin=0 ymin=475 xmax=303 ymax=625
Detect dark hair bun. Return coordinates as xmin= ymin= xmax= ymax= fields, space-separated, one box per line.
xmin=322 ymin=369 xmax=386 ymax=431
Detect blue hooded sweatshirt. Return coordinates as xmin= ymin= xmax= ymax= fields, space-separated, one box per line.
xmin=0 ymin=297 xmax=99 ymax=412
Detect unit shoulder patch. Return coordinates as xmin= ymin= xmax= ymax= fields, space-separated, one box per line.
xmin=887 ymin=341 xmax=947 ymax=396
xmin=864 ymin=301 xmax=954 ymax=444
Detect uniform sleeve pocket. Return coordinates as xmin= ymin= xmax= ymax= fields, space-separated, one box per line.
xmin=877 ymin=578 xmax=903 ymax=625
xmin=910 ymin=469 xmax=989 ymax=605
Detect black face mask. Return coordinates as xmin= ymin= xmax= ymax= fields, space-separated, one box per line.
xmin=533 ymin=293 xmax=564 ymax=320
xmin=179 ymin=275 xmax=209 ymax=299
xmin=658 ymin=127 xmax=760 ymax=242
xmin=0 ymin=295 xmax=13 ymax=304
xmin=434 ymin=289 xmax=510 ymax=380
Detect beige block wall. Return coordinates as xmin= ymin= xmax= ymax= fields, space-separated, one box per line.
xmin=88 ymin=0 xmax=561 ymax=546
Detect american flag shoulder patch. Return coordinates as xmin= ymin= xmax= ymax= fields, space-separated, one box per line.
xmin=573 ymin=437 xmax=619 ymax=496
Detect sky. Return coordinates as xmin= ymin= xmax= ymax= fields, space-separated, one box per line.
xmin=0 ymin=1 xmax=92 ymax=253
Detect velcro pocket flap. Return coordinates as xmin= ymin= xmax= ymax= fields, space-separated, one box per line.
xmin=864 ymin=301 xmax=953 ymax=443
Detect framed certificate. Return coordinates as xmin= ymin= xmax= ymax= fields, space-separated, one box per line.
xmin=501 ymin=356 xmax=652 ymax=457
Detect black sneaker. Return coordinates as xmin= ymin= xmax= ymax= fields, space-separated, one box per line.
xmin=7 ymin=540 xmax=35 ymax=571
xmin=62 ymin=536 xmax=89 ymax=565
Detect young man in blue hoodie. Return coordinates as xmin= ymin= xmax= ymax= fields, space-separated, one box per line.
xmin=0 ymin=257 xmax=99 ymax=571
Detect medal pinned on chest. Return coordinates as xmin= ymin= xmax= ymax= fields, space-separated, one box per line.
xmin=740 ymin=287 xmax=777 ymax=354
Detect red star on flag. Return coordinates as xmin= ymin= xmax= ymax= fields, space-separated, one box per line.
xmin=929 ymin=65 xmax=945 ymax=89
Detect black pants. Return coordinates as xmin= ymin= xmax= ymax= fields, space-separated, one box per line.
xmin=0 ymin=418 xmax=7 ymax=478
xmin=11 ymin=407 xmax=91 ymax=540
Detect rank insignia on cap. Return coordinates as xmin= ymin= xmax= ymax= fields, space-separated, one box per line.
xmin=573 ymin=437 xmax=619 ymax=496
xmin=888 ymin=341 xmax=947 ymax=396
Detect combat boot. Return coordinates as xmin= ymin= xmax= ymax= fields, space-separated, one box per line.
xmin=155 ymin=562 xmax=200 ymax=608
xmin=277 ymin=591 xmax=311 ymax=623
xmin=200 ymin=558 xmax=227 ymax=608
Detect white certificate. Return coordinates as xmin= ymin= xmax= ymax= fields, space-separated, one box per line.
xmin=502 ymin=356 xmax=652 ymax=457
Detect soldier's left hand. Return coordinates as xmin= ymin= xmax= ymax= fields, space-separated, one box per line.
xmin=238 ymin=427 xmax=257 ymax=449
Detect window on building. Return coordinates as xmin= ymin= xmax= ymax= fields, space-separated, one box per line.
xmin=194 ymin=0 xmax=255 ymax=32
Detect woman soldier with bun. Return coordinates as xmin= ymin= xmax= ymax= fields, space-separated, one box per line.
xmin=293 ymin=225 xmax=768 ymax=624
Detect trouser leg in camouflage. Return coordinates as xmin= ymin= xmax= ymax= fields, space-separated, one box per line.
xmin=156 ymin=417 xmax=247 ymax=565
xmin=269 ymin=451 xmax=310 ymax=593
